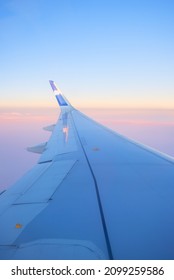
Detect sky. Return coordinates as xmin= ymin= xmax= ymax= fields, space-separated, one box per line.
xmin=0 ymin=0 xmax=174 ymax=108
xmin=0 ymin=0 xmax=174 ymax=189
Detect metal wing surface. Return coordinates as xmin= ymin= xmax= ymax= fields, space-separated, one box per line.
xmin=0 ymin=81 xmax=174 ymax=260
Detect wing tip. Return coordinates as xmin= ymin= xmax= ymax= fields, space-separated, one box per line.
xmin=49 ymin=80 xmax=61 ymax=93
xmin=49 ymin=80 xmax=70 ymax=107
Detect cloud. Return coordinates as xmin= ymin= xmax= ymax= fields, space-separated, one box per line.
xmin=0 ymin=111 xmax=24 ymax=120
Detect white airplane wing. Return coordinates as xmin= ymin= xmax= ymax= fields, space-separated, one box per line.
xmin=0 ymin=81 xmax=174 ymax=260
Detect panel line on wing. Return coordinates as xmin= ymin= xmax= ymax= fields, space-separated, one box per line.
xmin=69 ymin=111 xmax=114 ymax=260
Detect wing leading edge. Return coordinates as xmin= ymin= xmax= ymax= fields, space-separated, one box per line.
xmin=0 ymin=81 xmax=174 ymax=260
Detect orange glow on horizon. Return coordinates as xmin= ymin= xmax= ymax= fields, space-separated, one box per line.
xmin=74 ymin=99 xmax=174 ymax=109
xmin=1 ymin=94 xmax=174 ymax=109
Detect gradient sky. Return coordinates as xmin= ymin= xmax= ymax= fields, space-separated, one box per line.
xmin=0 ymin=1 xmax=174 ymax=189
xmin=0 ymin=0 xmax=174 ymax=108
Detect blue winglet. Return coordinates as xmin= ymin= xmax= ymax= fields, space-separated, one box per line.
xmin=49 ymin=80 xmax=68 ymax=107
xmin=49 ymin=80 xmax=58 ymax=92
xmin=55 ymin=95 xmax=68 ymax=106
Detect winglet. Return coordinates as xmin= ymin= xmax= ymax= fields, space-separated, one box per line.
xmin=49 ymin=80 xmax=61 ymax=93
xmin=49 ymin=80 xmax=70 ymax=107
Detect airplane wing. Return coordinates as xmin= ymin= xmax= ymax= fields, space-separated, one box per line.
xmin=0 ymin=81 xmax=174 ymax=260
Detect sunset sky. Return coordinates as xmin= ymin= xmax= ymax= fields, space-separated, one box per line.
xmin=0 ymin=0 xmax=174 ymax=108
xmin=0 ymin=1 xmax=174 ymax=189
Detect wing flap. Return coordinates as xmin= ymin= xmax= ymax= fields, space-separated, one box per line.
xmin=15 ymin=160 xmax=77 ymax=203
xmin=0 ymin=162 xmax=51 ymax=215
xmin=0 ymin=239 xmax=106 ymax=260
xmin=0 ymin=203 xmax=47 ymax=245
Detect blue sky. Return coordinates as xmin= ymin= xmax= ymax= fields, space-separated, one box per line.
xmin=0 ymin=0 xmax=174 ymax=108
